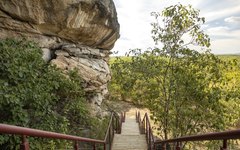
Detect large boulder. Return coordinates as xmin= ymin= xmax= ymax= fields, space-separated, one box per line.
xmin=0 ymin=0 xmax=119 ymax=49
xmin=0 ymin=0 xmax=120 ymax=113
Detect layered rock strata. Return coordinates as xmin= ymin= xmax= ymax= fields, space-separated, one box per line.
xmin=0 ymin=0 xmax=120 ymax=114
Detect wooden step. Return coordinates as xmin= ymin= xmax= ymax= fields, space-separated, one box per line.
xmin=112 ymin=134 xmax=148 ymax=150
xmin=112 ymin=113 xmax=148 ymax=150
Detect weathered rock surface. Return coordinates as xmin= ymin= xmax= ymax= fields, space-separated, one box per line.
xmin=0 ymin=0 xmax=119 ymax=49
xmin=0 ymin=0 xmax=120 ymax=114
xmin=50 ymin=43 xmax=112 ymax=112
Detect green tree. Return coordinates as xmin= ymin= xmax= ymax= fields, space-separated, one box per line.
xmin=110 ymin=4 xmax=228 ymax=144
xmin=149 ymin=4 xmax=225 ymax=140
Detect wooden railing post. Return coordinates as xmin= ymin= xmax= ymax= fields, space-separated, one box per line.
xmin=220 ymin=140 xmax=227 ymax=150
xmin=119 ymin=116 xmax=122 ymax=134
xmin=109 ymin=122 xmax=111 ymax=149
xmin=121 ymin=113 xmax=123 ymax=123
xmin=176 ymin=142 xmax=180 ymax=150
xmin=112 ymin=119 xmax=115 ymax=141
xmin=20 ymin=135 xmax=30 ymax=150
xmin=149 ymin=125 xmax=151 ymax=150
xmin=136 ymin=111 xmax=137 ymax=122
xmin=93 ymin=143 xmax=96 ymax=150
xmin=104 ymin=143 xmax=106 ymax=150
xmin=143 ymin=118 xmax=146 ymax=134
xmin=162 ymin=143 xmax=166 ymax=150
xmin=74 ymin=141 xmax=78 ymax=150
xmin=115 ymin=114 xmax=118 ymax=133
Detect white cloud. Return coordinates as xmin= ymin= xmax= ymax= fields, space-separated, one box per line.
xmin=211 ymin=39 xmax=240 ymax=54
xmin=112 ymin=0 xmax=198 ymax=55
xmin=196 ymin=0 xmax=240 ymax=22
xmin=205 ymin=26 xmax=240 ymax=54
xmin=112 ymin=0 xmax=240 ymax=55
xmin=207 ymin=26 xmax=240 ymax=38
xmin=207 ymin=26 xmax=230 ymax=33
xmin=225 ymin=16 xmax=240 ymax=23
xmin=200 ymin=5 xmax=240 ymax=22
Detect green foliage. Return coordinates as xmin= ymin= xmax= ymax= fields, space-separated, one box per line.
xmin=218 ymin=55 xmax=240 ymax=128
xmin=0 ymin=39 xmax=95 ymax=149
xmin=110 ymin=4 xmax=240 ymax=149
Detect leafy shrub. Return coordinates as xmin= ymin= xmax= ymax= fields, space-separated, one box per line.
xmin=0 ymin=39 xmax=93 ymax=149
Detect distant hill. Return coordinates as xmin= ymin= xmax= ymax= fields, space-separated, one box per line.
xmin=217 ymin=53 xmax=240 ymax=56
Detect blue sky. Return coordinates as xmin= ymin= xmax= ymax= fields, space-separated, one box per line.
xmin=112 ymin=0 xmax=240 ymax=55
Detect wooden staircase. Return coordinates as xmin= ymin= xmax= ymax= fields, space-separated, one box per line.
xmin=112 ymin=112 xmax=148 ymax=150
xmin=1 ymin=110 xmax=240 ymax=149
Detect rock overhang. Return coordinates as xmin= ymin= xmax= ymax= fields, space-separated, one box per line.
xmin=0 ymin=0 xmax=120 ymax=50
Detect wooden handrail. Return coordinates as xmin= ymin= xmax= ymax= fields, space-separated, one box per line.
xmin=104 ymin=113 xmax=114 ymax=142
xmin=155 ymin=129 xmax=240 ymax=143
xmin=0 ymin=112 xmax=124 ymax=150
xmin=118 ymin=111 xmax=126 ymax=133
xmin=136 ymin=111 xmax=156 ymax=150
xmin=0 ymin=123 xmax=104 ymax=143
xmin=136 ymin=111 xmax=240 ymax=150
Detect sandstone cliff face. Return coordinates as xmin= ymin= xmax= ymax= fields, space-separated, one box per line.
xmin=0 ymin=0 xmax=120 ymax=114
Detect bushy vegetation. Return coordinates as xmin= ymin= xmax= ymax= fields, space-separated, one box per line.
xmin=0 ymin=39 xmax=106 ymax=149
xmin=109 ymin=4 xmax=240 ymax=149
xmin=218 ymin=55 xmax=240 ymax=128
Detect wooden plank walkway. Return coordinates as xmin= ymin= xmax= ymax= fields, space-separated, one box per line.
xmin=112 ymin=112 xmax=148 ymax=150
